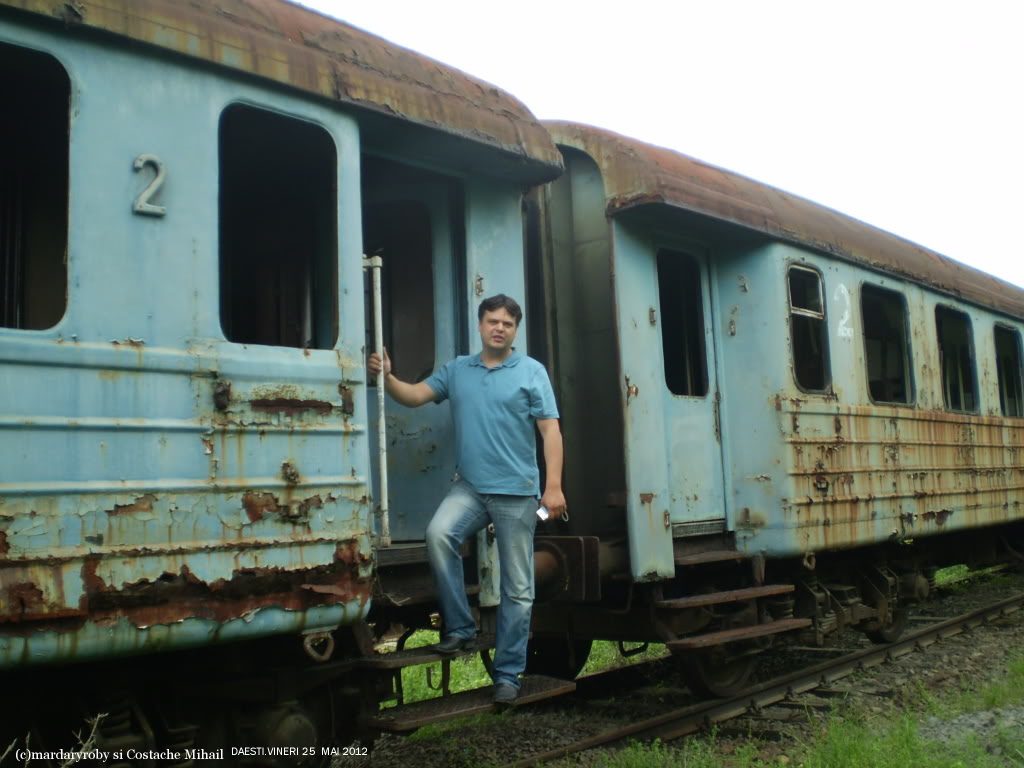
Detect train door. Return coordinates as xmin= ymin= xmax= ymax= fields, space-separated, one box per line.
xmin=362 ymin=157 xmax=463 ymax=542
xmin=655 ymin=248 xmax=727 ymax=534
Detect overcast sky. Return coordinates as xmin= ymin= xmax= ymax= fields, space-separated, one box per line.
xmin=300 ymin=0 xmax=1023 ymax=289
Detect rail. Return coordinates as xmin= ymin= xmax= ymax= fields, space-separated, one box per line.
xmin=506 ymin=591 xmax=1024 ymax=767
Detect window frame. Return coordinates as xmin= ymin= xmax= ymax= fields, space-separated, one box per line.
xmin=786 ymin=263 xmax=832 ymax=395
xmin=217 ymin=101 xmax=339 ymax=350
xmin=0 ymin=41 xmax=72 ymax=333
xmin=934 ymin=303 xmax=980 ymax=414
xmin=656 ymin=247 xmax=710 ymax=399
xmin=994 ymin=322 xmax=1024 ymax=419
xmin=859 ymin=282 xmax=916 ymax=407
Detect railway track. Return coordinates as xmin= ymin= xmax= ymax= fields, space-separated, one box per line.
xmin=505 ymin=590 xmax=1024 ymax=767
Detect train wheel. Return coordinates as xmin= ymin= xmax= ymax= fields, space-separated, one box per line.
xmin=863 ymin=607 xmax=909 ymax=643
xmin=681 ymin=649 xmax=756 ymax=698
xmin=525 ymin=636 xmax=593 ymax=679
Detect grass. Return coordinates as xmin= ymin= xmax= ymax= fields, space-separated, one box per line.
xmin=933 ymin=562 xmax=1012 ymax=591
xmin=587 ymin=737 xmax=756 ymax=768
xmin=795 ymin=712 xmax=1021 ymax=768
xmin=553 ymin=652 xmax=1024 ymax=768
xmin=934 ymin=564 xmax=971 ymax=586
xmin=581 ymin=640 xmax=669 ymax=676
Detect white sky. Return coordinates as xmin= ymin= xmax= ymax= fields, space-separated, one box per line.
xmin=301 ymin=0 xmax=1023 ymax=289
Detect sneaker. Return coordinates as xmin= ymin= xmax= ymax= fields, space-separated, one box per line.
xmin=492 ymin=683 xmax=518 ymax=709
xmin=432 ymin=635 xmax=477 ymax=655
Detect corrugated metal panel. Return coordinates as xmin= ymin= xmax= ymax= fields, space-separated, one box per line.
xmin=546 ymin=121 xmax=1024 ymax=322
xmin=0 ymin=0 xmax=563 ymax=181
xmin=749 ymin=399 xmax=1024 ymax=553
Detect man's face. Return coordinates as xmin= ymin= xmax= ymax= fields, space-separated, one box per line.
xmin=478 ymin=307 xmax=518 ymax=354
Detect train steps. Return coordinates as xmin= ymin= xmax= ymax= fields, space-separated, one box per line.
xmin=367 ymin=675 xmax=576 ymax=732
xmin=653 ymin=584 xmax=796 ymax=611
xmin=674 ymin=550 xmax=748 ymax=566
xmin=358 ymin=635 xmax=496 ymax=670
xmin=667 ymin=618 xmax=812 ymax=650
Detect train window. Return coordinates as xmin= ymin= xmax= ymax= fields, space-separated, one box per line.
xmin=1 ymin=44 xmax=69 ymax=330
xmin=788 ymin=266 xmax=830 ymax=392
xmin=861 ymin=285 xmax=914 ymax=404
xmin=656 ymin=250 xmax=708 ymax=397
xmin=994 ymin=325 xmax=1024 ymax=418
xmin=935 ymin=306 xmax=978 ymax=412
xmin=363 ymin=200 xmax=435 ymax=383
xmin=219 ymin=105 xmax=337 ymax=349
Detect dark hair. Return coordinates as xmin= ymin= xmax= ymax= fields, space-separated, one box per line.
xmin=477 ymin=294 xmax=523 ymax=326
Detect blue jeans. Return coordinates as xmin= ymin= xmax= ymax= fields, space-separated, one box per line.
xmin=425 ymin=480 xmax=538 ymax=689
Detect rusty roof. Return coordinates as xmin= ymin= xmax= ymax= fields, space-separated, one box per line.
xmin=1 ymin=0 xmax=562 ymax=182
xmin=546 ymin=121 xmax=1024 ymax=321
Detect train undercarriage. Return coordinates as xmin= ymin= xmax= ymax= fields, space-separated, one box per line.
xmin=5 ymin=521 xmax=1023 ymax=765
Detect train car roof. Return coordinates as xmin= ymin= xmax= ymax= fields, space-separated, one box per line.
xmin=546 ymin=120 xmax=1024 ymax=321
xmin=0 ymin=0 xmax=563 ymax=184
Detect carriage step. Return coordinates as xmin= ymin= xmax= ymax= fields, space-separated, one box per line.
xmin=367 ymin=675 xmax=576 ymax=731
xmin=668 ymin=618 xmax=812 ymax=650
xmin=359 ymin=635 xmax=495 ymax=670
xmin=654 ymin=584 xmax=795 ymax=610
xmin=674 ymin=550 xmax=747 ymax=566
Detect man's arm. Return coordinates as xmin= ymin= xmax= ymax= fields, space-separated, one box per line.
xmin=537 ymin=418 xmax=567 ymax=519
xmin=368 ymin=349 xmax=436 ymax=408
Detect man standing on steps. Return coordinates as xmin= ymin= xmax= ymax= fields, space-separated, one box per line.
xmin=367 ymin=294 xmax=567 ymax=708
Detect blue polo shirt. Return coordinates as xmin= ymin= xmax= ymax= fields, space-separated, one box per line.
xmin=425 ymin=352 xmax=559 ymax=497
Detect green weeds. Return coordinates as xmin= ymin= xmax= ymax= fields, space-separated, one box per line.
xmin=581 ymin=641 xmax=669 ymax=676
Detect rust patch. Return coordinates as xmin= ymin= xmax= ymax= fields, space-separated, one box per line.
xmin=338 ymin=384 xmax=354 ymax=416
xmin=242 ymin=491 xmax=278 ymax=522
xmin=639 ymin=492 xmax=656 ymax=505
xmin=81 ymin=563 xmax=372 ymax=630
xmin=80 ymin=557 xmax=106 ymax=597
xmin=213 ymin=380 xmax=232 ymax=411
xmin=296 ymin=494 xmax=324 ymax=517
xmin=6 ymin=582 xmax=46 ymax=616
xmin=281 ymin=461 xmax=301 ymax=486
xmin=921 ymin=509 xmax=954 ymax=526
xmin=625 ymin=376 xmax=639 ymax=403
xmin=242 ymin=490 xmax=322 ymax=523
xmin=0 ymin=545 xmax=372 ymax=633
xmin=250 ymin=398 xmax=332 ymax=416
xmin=107 ymin=494 xmax=157 ymax=516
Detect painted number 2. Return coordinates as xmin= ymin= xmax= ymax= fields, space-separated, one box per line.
xmin=133 ymin=154 xmax=167 ymax=217
xmin=833 ymin=283 xmax=853 ymax=338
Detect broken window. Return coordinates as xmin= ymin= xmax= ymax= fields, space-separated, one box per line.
xmin=935 ymin=306 xmax=977 ymax=412
xmin=219 ymin=105 xmax=337 ymax=349
xmin=788 ymin=266 xmax=829 ymax=392
xmin=363 ymin=200 xmax=436 ymax=383
xmin=995 ymin=325 xmax=1024 ymax=418
xmin=861 ymin=285 xmax=913 ymax=404
xmin=657 ymin=249 xmax=708 ymax=397
xmin=1 ymin=43 xmax=69 ymax=330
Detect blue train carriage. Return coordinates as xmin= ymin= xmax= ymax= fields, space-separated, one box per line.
xmin=0 ymin=0 xmax=561 ymax=751
xmin=526 ymin=121 xmax=1024 ymax=694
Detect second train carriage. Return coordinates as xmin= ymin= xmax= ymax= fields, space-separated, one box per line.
xmin=523 ymin=121 xmax=1024 ymax=692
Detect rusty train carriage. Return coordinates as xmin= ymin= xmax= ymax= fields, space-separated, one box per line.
xmin=0 ymin=0 xmax=562 ymax=750
xmin=535 ymin=120 xmax=1024 ymax=571
xmin=527 ymin=121 xmax=1024 ymax=690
